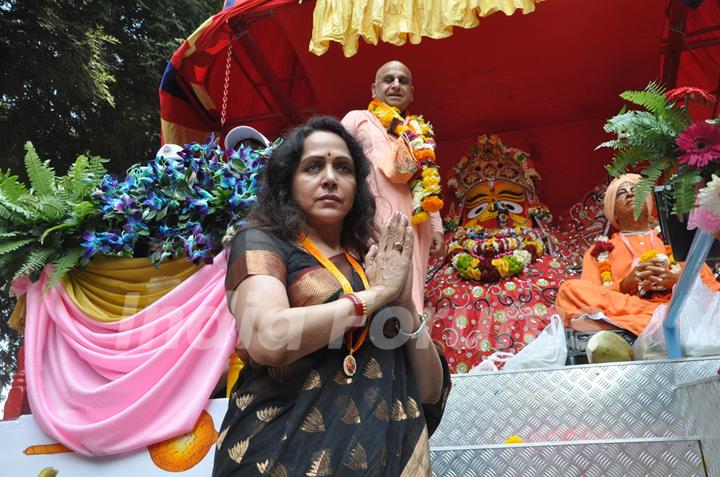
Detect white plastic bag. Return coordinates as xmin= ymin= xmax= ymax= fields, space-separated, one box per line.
xmin=468 ymin=315 xmax=567 ymax=373
xmin=632 ymin=304 xmax=668 ymax=361
xmin=634 ymin=277 xmax=720 ymax=359
xmin=468 ymin=351 xmax=515 ymax=373
xmin=680 ymin=277 xmax=720 ymax=357
xmin=502 ymin=315 xmax=567 ymax=371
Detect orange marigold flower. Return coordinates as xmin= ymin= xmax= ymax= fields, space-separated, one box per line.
xmin=422 ymin=196 xmax=444 ymax=212
xmin=415 ymin=149 xmax=435 ymax=162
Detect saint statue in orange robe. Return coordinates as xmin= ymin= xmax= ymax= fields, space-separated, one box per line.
xmin=556 ymin=174 xmax=720 ymax=335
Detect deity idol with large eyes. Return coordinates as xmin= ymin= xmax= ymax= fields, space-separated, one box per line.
xmin=426 ymin=135 xmax=575 ymax=373
xmin=446 ymin=136 xmax=550 ymax=284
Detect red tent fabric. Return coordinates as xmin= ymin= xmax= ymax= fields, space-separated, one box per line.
xmin=673 ymin=0 xmax=720 ymax=119
xmin=160 ymin=0 xmax=719 ymax=215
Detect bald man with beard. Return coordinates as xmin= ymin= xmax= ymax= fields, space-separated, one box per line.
xmin=342 ymin=61 xmax=446 ymax=316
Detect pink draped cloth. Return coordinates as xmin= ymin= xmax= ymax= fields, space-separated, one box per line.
xmin=342 ymin=110 xmax=443 ymax=313
xmin=16 ymin=251 xmax=237 ymax=456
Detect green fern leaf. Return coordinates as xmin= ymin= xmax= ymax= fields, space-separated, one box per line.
xmin=73 ymin=200 xmax=99 ymax=219
xmin=0 ymin=238 xmax=34 ymax=256
xmin=596 ymin=139 xmax=623 ymax=150
xmin=671 ymin=171 xmax=703 ymax=216
xmin=12 ymin=247 xmax=53 ymax=284
xmin=0 ymin=232 xmax=20 ymax=240
xmin=18 ymin=195 xmax=66 ymax=221
xmin=605 ymin=109 xmax=678 ymax=145
xmin=24 ymin=142 xmax=56 ymax=197
xmin=632 ymin=177 xmax=655 ymax=220
xmin=604 ymin=110 xmax=643 ymax=135
xmin=606 ymin=146 xmax=654 ymax=177
xmin=62 ymin=155 xmax=97 ymax=200
xmin=69 ymin=155 xmax=89 ymax=183
xmin=620 ymin=83 xmax=668 ymax=116
xmin=40 ymin=221 xmax=77 ymax=244
xmin=0 ymin=190 xmax=33 ymax=221
xmin=0 ymin=170 xmax=28 ymax=201
xmin=45 ymin=248 xmax=82 ymax=290
xmin=87 ymin=155 xmax=109 ymax=179
xmin=620 ymin=82 xmax=691 ymax=133
xmin=662 ymin=105 xmax=692 ymax=133
xmin=632 ymin=159 xmax=668 ymax=219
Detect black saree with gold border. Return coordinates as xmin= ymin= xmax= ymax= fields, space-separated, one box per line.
xmin=213 ymin=228 xmax=450 ymax=477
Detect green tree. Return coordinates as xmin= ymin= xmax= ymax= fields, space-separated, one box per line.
xmin=1 ymin=0 xmax=218 ymax=174
xmin=0 ymin=0 xmax=218 ymax=394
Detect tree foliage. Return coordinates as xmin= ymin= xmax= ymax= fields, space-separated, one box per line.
xmin=0 ymin=0 xmax=218 ymax=175
xmin=0 ymin=0 xmax=218 ymax=392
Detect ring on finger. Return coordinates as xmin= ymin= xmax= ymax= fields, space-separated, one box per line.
xmin=393 ymin=241 xmax=403 ymax=252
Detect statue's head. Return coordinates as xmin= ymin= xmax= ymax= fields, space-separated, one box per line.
xmin=448 ymin=135 xmax=539 ymax=230
xmin=462 ymin=179 xmax=530 ymax=228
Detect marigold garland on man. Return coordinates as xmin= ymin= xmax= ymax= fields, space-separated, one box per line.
xmin=342 ymin=60 xmax=446 ymax=315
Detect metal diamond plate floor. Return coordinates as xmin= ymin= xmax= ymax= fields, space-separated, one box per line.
xmin=430 ymin=439 xmax=706 ymax=477
xmin=431 ymin=357 xmax=720 ymax=446
xmin=678 ymin=377 xmax=720 ymax=477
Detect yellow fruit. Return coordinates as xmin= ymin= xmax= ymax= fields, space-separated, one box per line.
xmin=586 ymin=331 xmax=634 ymax=363
xmin=148 ymin=410 xmax=217 ymax=472
xmin=37 ymin=467 xmax=59 ymax=477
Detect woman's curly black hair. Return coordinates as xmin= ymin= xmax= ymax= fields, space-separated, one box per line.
xmin=247 ymin=116 xmax=377 ymax=258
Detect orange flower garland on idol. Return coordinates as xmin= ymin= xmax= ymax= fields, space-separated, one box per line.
xmin=368 ymin=98 xmax=443 ymax=224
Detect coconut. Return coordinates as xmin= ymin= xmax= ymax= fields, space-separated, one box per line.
xmin=586 ymin=330 xmax=634 ymax=363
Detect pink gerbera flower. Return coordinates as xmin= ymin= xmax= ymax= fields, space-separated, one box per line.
xmin=676 ymin=122 xmax=720 ymax=168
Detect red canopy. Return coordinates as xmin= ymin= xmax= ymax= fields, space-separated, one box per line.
xmin=160 ymin=0 xmax=720 ymax=214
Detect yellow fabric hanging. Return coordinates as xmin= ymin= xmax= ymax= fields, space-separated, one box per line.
xmin=8 ymin=293 xmax=26 ymax=332
xmin=61 ymin=255 xmax=202 ymax=322
xmin=310 ymin=0 xmax=544 ymax=57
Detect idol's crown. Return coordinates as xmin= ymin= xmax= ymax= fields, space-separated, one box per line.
xmin=447 ymin=134 xmax=538 ymax=199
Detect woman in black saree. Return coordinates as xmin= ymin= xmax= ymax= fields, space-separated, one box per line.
xmin=213 ymin=116 xmax=450 ymax=477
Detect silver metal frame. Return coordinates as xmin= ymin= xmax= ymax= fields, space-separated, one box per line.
xmin=431 ymin=357 xmax=720 ymax=476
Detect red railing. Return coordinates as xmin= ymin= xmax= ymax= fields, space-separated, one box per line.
xmin=3 ymin=346 xmax=30 ymax=420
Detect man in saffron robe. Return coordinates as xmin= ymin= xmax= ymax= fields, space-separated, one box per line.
xmin=556 ymin=174 xmax=720 ymax=335
xmin=342 ymin=61 xmax=445 ymax=314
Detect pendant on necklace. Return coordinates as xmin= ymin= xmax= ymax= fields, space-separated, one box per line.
xmin=343 ymin=354 xmax=357 ymax=377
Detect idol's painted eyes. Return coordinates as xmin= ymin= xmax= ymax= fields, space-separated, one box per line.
xmin=467 ymin=203 xmax=488 ymax=219
xmin=496 ymin=201 xmax=524 ymax=214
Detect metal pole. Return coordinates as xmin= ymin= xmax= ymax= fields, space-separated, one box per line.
xmin=663 ymin=229 xmax=715 ymax=358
